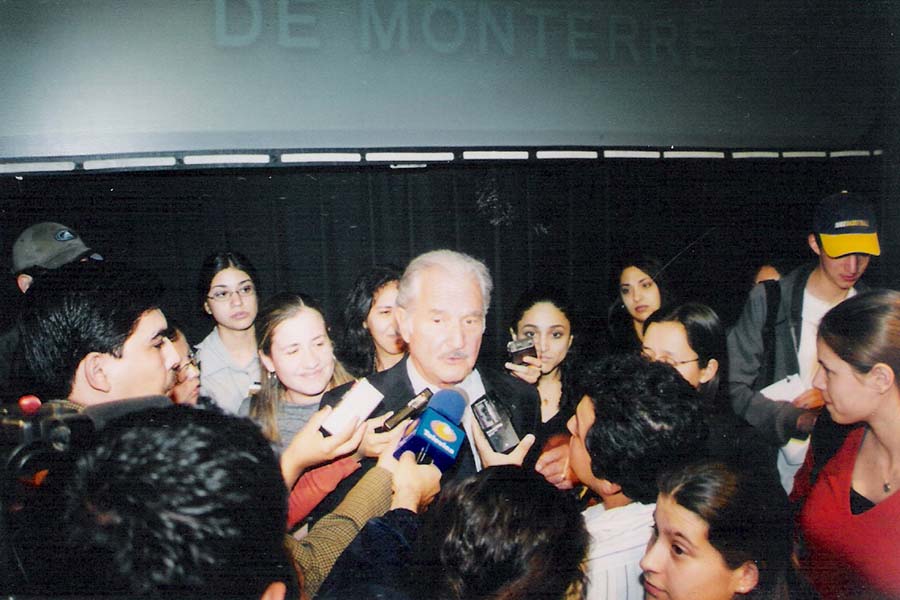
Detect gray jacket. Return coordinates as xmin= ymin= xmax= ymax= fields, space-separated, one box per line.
xmin=726 ymin=264 xmax=813 ymax=446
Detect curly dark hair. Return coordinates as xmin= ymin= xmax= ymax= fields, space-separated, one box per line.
xmin=411 ymin=465 xmax=588 ymax=600
xmin=63 ymin=406 xmax=291 ymax=598
xmin=335 ymin=265 xmax=403 ymax=377
xmin=579 ymin=354 xmax=707 ymax=504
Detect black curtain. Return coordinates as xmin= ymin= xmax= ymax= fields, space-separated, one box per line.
xmin=0 ymin=156 xmax=884 ymax=366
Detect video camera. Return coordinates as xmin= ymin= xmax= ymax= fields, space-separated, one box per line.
xmin=0 ymin=395 xmax=171 ymax=591
xmin=2 ymin=400 xmax=95 ymax=482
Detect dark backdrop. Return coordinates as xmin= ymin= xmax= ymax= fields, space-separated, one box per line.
xmin=0 ymin=155 xmax=886 ymax=366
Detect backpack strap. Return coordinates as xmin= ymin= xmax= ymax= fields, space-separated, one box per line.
xmin=759 ymin=279 xmax=781 ymax=388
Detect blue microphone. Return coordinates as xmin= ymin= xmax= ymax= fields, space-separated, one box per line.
xmin=393 ymin=389 xmax=466 ymax=472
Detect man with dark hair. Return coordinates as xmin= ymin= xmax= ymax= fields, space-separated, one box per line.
xmin=60 ymin=405 xmax=442 ymax=599
xmin=567 ymin=354 xmax=707 ymax=600
xmin=18 ymin=260 xmax=179 ymax=404
xmin=63 ymin=405 xmax=292 ymax=598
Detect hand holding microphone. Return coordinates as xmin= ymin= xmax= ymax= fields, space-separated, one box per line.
xmin=351 ymin=412 xmax=397 ymax=460
xmin=390 ymin=451 xmax=442 ymax=512
xmin=376 ymin=422 xmax=441 ymax=513
xmin=472 ymin=421 xmax=535 ymax=468
xmin=280 ymin=405 xmax=366 ymax=487
xmin=392 ymin=389 xmax=467 ymax=471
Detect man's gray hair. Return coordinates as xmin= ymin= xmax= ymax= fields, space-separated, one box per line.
xmin=397 ymin=249 xmax=493 ymax=313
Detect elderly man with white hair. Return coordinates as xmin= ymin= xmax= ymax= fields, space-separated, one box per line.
xmin=314 ymin=249 xmax=540 ymax=519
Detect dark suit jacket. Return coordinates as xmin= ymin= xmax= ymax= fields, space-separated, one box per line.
xmin=311 ymin=355 xmax=539 ymax=522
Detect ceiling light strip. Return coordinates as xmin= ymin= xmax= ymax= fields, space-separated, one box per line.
xmin=536 ymin=150 xmax=599 ymax=159
xmin=84 ymin=156 xmax=177 ymax=170
xmin=463 ymin=151 xmax=529 ymax=160
xmin=0 ymin=161 xmax=77 ymax=173
xmin=280 ymin=152 xmax=361 ymax=163
xmin=182 ymin=154 xmax=271 ymax=165
xmin=603 ymin=150 xmax=660 ymax=159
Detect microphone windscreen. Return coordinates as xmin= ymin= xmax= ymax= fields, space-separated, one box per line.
xmin=428 ymin=389 xmax=466 ymax=425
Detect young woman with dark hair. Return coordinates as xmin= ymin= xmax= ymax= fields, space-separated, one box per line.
xmin=642 ymin=302 xmax=777 ymax=479
xmin=195 ymin=251 xmax=261 ymax=414
xmin=507 ymin=285 xmax=578 ymax=439
xmin=643 ymin=303 xmax=724 ymax=404
xmin=796 ymin=289 xmax=900 ymax=599
xmin=641 ymin=460 xmax=794 ymax=600
xmin=607 ymin=256 xmax=670 ymax=354
xmin=336 ymin=265 xmax=405 ymax=377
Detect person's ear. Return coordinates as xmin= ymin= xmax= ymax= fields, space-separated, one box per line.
xmin=258 ymin=581 xmax=286 ymax=600
xmin=203 ymin=301 xmax=212 ymax=315
xmin=867 ymin=363 xmax=896 ymax=395
xmin=395 ymin=305 xmax=412 ymax=344
xmin=259 ymin=351 xmax=276 ymax=375
xmin=698 ymin=358 xmax=719 ymax=385
xmin=16 ymin=273 xmax=33 ymax=294
xmin=567 ymin=334 xmax=574 ymax=351
xmin=732 ymin=561 xmax=759 ymax=595
xmin=82 ymin=352 xmax=112 ymax=393
xmin=509 ymin=327 xmax=517 ymax=341
xmin=808 ymin=233 xmax=822 ymax=256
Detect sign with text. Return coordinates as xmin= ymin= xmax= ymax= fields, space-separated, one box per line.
xmin=0 ymin=0 xmax=893 ymax=159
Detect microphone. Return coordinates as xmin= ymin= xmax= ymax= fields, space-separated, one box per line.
xmin=319 ymin=378 xmax=385 ymax=436
xmin=375 ymin=388 xmax=433 ymax=433
xmin=393 ymin=389 xmax=466 ymax=471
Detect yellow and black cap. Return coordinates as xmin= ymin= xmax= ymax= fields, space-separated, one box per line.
xmin=813 ymin=191 xmax=880 ymax=258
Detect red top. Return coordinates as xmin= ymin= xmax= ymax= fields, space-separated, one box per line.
xmin=799 ymin=427 xmax=900 ymax=598
xmin=287 ymin=456 xmax=360 ymax=529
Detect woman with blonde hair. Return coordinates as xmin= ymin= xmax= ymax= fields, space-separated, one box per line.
xmin=240 ymin=292 xmax=354 ymax=454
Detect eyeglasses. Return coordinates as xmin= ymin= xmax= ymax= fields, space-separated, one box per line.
xmin=176 ymin=353 xmax=201 ymax=383
xmin=641 ymin=347 xmax=700 ymax=367
xmin=207 ymin=283 xmax=256 ymax=303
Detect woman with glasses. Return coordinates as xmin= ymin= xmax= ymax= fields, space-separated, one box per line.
xmin=195 ymin=251 xmax=261 ymax=414
xmin=642 ymin=303 xmax=777 ymax=478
